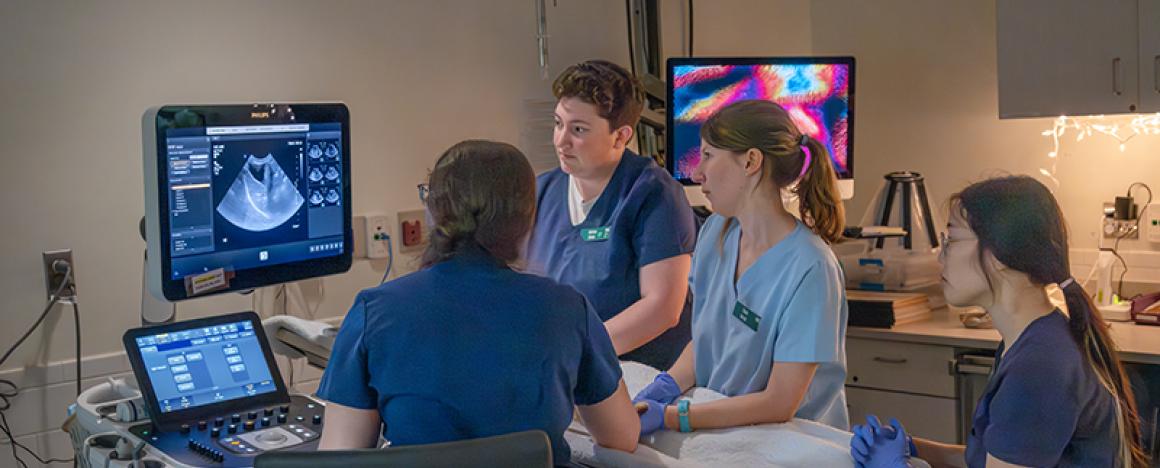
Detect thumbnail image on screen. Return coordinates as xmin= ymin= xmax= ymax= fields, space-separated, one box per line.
xmin=669 ymin=62 xmax=852 ymax=182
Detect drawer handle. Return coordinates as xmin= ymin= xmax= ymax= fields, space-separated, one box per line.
xmin=1154 ymin=55 xmax=1160 ymax=93
xmin=1113 ymin=57 xmax=1123 ymax=96
xmin=872 ymin=356 xmax=908 ymax=364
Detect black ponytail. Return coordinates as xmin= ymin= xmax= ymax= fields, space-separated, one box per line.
xmin=955 ymin=176 xmax=1147 ymax=467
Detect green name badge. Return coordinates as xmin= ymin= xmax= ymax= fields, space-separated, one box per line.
xmin=580 ymin=226 xmax=611 ymax=242
xmin=732 ymin=301 xmax=761 ymax=332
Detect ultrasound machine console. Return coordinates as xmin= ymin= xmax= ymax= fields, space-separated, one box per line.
xmin=117 ymin=311 xmax=326 ymax=466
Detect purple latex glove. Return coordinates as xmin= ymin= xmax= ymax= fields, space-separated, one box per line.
xmin=637 ymin=398 xmax=667 ymax=437
xmin=850 ymin=415 xmax=916 ymax=468
xmin=633 ymin=372 xmax=682 ymax=405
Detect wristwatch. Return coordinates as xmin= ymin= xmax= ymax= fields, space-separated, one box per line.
xmin=677 ymin=399 xmax=692 ymax=433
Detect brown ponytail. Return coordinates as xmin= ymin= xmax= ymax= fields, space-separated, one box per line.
xmin=794 ymin=135 xmax=846 ymax=244
xmin=954 ymin=176 xmax=1147 ymax=467
xmin=701 ymin=99 xmax=845 ymax=244
xmin=419 ymin=140 xmax=536 ymax=269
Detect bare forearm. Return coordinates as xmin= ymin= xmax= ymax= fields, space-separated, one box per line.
xmin=914 ymin=437 xmax=966 ymax=468
xmin=665 ymin=342 xmax=696 ymax=391
xmin=605 ymin=295 xmax=682 ymax=355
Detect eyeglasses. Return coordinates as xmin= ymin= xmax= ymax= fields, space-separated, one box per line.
xmin=417 ymin=183 xmax=430 ymax=204
xmin=939 ymin=231 xmax=976 ymax=247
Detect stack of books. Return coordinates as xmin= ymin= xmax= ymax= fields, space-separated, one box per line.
xmin=846 ymin=290 xmax=932 ymax=328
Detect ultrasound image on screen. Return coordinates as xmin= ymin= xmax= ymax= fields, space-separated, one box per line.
xmin=217 ymin=154 xmax=305 ymax=231
xmin=211 ymin=138 xmax=308 ymax=251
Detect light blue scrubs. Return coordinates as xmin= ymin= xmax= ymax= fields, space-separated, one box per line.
xmin=690 ymin=214 xmax=849 ymax=429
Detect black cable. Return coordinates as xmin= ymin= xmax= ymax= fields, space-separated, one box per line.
xmin=0 ymin=410 xmax=73 ymax=466
xmin=0 ymin=265 xmax=78 ymax=467
xmin=688 ymin=0 xmax=694 ymax=56
xmin=1113 ymin=182 xmax=1152 ymax=298
xmin=0 ymin=410 xmax=27 ymax=468
xmin=625 ymin=0 xmax=636 ymax=76
xmin=72 ymin=298 xmax=81 ymax=398
xmin=0 ymin=265 xmax=72 ymax=368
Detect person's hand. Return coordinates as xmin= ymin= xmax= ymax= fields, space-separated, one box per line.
xmin=633 ymin=372 xmax=682 ymax=405
xmin=637 ymin=398 xmax=667 ymax=437
xmin=849 ymin=415 xmax=914 ymax=468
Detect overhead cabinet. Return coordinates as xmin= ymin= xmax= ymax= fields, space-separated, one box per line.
xmin=997 ymin=0 xmax=1160 ymax=118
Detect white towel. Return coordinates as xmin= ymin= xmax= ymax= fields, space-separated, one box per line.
xmin=571 ymin=362 xmax=932 ymax=468
xmin=261 ymin=315 xmax=336 ymax=359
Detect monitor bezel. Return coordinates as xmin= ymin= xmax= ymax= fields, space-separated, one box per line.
xmin=146 ymin=103 xmax=353 ymax=301
xmin=122 ymin=311 xmax=290 ymax=431
xmin=665 ymin=56 xmax=856 ymax=186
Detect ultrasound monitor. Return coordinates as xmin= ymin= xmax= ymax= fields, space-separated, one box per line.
xmin=143 ymin=104 xmax=353 ymax=301
xmin=666 ymin=57 xmax=855 ymax=199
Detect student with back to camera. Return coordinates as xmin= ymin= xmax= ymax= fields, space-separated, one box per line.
xmin=315 ymin=140 xmax=639 ymax=466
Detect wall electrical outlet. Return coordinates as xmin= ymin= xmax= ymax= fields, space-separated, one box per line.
xmin=1103 ymin=202 xmax=1139 ymax=240
xmin=1146 ymin=203 xmax=1160 ymax=243
xmin=397 ymin=209 xmax=428 ymax=253
xmin=42 ymin=249 xmax=76 ymax=300
xmin=365 ymin=214 xmax=392 ymax=259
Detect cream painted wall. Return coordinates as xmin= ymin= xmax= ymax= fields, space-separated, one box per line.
xmin=811 ymin=0 xmax=1160 ymax=284
xmin=0 ymin=0 xmax=637 ymax=372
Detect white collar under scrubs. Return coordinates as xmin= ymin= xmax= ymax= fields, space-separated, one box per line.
xmin=690 ymin=214 xmax=849 ymax=430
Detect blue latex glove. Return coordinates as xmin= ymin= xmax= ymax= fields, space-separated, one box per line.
xmin=850 ymin=415 xmax=916 ymax=468
xmin=637 ymin=398 xmax=667 ymax=437
xmin=633 ymin=372 xmax=682 ymax=405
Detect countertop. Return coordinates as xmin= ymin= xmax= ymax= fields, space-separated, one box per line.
xmin=848 ymin=308 xmax=1160 ymax=365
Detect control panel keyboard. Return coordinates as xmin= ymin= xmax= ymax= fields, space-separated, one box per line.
xmin=129 ymin=394 xmax=325 ymax=466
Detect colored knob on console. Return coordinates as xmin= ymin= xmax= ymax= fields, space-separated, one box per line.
xmin=211 ymin=427 xmax=221 ymax=438
xmin=228 ymin=424 xmax=237 ymax=434
xmin=244 ymin=420 xmax=255 ymax=431
xmin=277 ymin=413 xmax=287 ymax=423
xmin=197 ymin=420 xmax=207 ymax=430
xmin=214 ymin=417 xmax=224 ymax=427
xmin=261 ymin=417 xmax=271 ymax=427
xmin=231 ymin=413 xmax=241 ymax=423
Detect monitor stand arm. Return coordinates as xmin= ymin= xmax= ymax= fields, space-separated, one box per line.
xmin=141 ymin=249 xmax=176 ymax=326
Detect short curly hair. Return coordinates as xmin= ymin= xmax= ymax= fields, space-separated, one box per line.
xmin=552 ymin=60 xmax=645 ymax=130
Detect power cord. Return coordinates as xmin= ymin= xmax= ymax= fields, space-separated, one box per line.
xmin=0 ymin=261 xmax=79 ymax=467
xmin=1112 ymin=182 xmax=1153 ymax=298
xmin=379 ymin=235 xmax=394 ymax=285
xmin=625 ymin=0 xmax=636 ymax=76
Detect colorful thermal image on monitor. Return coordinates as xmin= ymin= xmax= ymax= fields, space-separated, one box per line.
xmin=670 ymin=63 xmax=851 ymax=181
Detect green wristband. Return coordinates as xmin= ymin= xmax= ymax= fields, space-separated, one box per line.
xmin=677 ymin=399 xmax=692 ymax=433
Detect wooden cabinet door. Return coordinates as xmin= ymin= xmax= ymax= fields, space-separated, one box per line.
xmin=998 ymin=0 xmax=1140 ymax=118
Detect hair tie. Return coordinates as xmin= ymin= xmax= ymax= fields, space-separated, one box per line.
xmin=798 ymin=134 xmax=812 ymax=179
xmin=1058 ymin=277 xmax=1075 ymax=290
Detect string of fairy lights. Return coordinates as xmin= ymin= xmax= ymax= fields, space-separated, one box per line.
xmin=1038 ymin=113 xmax=1160 ymax=187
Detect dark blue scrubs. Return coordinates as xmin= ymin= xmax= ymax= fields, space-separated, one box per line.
xmin=316 ymin=246 xmax=622 ymax=467
xmin=527 ymin=150 xmax=696 ymax=369
xmin=965 ymin=310 xmax=1118 ymax=467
